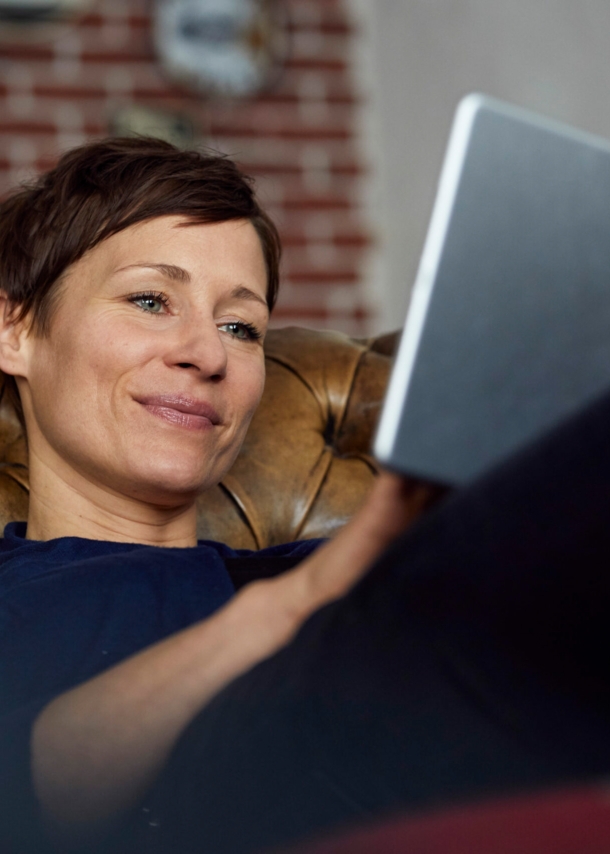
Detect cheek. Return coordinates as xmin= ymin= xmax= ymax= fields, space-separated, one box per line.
xmin=74 ymin=314 xmax=156 ymax=373
xmin=238 ymin=357 xmax=266 ymax=418
xmin=28 ymin=319 xmax=143 ymax=429
xmin=26 ymin=346 xmax=101 ymax=446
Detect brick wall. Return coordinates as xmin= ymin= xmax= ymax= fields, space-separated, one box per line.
xmin=0 ymin=0 xmax=373 ymax=335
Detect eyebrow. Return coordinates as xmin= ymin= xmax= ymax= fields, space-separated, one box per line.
xmin=116 ymin=263 xmax=269 ymax=310
xmin=230 ymin=285 xmax=269 ymax=310
xmin=117 ymin=263 xmax=191 ymax=284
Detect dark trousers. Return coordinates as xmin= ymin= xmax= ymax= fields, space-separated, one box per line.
xmin=136 ymin=389 xmax=610 ymax=854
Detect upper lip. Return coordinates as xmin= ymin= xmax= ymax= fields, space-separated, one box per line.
xmin=136 ymin=395 xmax=222 ymax=424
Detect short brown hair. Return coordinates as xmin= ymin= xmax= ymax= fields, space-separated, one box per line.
xmin=0 ymin=136 xmax=281 ymax=426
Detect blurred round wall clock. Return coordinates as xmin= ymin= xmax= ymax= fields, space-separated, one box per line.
xmin=154 ymin=0 xmax=288 ymax=98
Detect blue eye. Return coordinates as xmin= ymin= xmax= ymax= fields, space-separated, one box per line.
xmin=130 ymin=292 xmax=169 ymax=313
xmin=219 ymin=322 xmax=261 ymax=341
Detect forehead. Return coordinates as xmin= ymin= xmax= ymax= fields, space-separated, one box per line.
xmin=69 ymin=216 xmax=268 ymax=298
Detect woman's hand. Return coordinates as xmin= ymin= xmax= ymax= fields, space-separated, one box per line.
xmin=288 ymin=471 xmax=444 ymax=614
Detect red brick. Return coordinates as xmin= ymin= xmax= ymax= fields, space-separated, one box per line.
xmin=78 ymin=12 xmax=149 ymax=29
xmin=287 ymin=272 xmax=359 ymax=286
xmin=0 ymin=0 xmax=372 ymax=335
xmin=281 ymin=231 xmax=370 ymax=248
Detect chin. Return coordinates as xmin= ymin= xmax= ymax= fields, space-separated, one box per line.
xmin=119 ymin=457 xmax=224 ymax=505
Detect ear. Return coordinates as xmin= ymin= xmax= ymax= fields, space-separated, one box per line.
xmin=0 ymin=291 xmax=32 ymax=379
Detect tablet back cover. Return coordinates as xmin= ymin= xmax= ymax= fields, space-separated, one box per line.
xmin=374 ymin=94 xmax=610 ymax=484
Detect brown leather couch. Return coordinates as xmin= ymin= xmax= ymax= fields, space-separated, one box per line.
xmin=0 ymin=326 xmax=404 ymax=548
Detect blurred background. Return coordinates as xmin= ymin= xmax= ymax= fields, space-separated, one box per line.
xmin=2 ymin=0 xmax=610 ymax=336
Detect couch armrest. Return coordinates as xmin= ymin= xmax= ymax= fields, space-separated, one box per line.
xmin=196 ymin=327 xmax=399 ymax=548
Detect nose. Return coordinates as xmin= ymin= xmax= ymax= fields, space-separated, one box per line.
xmin=166 ymin=317 xmax=228 ymax=380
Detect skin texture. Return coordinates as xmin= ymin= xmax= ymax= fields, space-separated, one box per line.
xmin=0 ymin=215 xmax=430 ymax=843
xmin=0 ymin=216 xmax=270 ymax=546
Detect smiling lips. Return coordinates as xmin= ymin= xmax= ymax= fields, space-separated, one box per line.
xmin=137 ymin=395 xmax=222 ymax=431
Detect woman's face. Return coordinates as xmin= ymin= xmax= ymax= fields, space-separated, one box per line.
xmin=17 ymin=216 xmax=270 ymax=505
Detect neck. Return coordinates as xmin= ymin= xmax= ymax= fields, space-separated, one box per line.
xmin=26 ymin=449 xmax=199 ymax=548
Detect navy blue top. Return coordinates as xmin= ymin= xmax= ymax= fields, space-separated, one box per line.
xmin=0 ymin=522 xmax=320 ymax=852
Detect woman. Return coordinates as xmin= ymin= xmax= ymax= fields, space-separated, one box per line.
xmin=0 ymin=137 xmax=423 ymax=852
xmin=1 ymin=137 xmax=610 ymax=854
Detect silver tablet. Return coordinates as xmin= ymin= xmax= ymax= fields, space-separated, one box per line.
xmin=374 ymin=93 xmax=610 ymax=484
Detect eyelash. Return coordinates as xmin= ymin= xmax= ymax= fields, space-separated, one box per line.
xmin=128 ymin=291 xmax=262 ymax=342
xmin=129 ymin=291 xmax=170 ymax=313
xmin=220 ymin=321 xmax=262 ymax=342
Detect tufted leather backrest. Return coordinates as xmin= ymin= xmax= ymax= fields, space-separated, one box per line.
xmin=0 ymin=326 xmax=400 ymax=548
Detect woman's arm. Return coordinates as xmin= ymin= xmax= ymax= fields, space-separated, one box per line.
xmin=32 ymin=474 xmax=436 ymax=836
